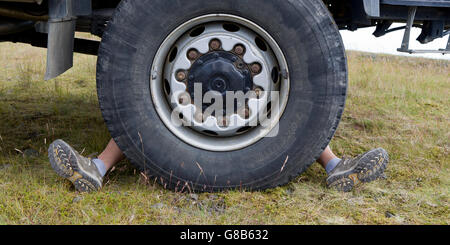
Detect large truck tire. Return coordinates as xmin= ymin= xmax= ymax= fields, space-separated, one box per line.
xmin=96 ymin=0 xmax=348 ymax=192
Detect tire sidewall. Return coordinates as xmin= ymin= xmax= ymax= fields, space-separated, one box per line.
xmin=97 ymin=0 xmax=347 ymax=191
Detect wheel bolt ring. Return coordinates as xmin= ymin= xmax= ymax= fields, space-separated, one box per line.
xmin=156 ymin=15 xmax=288 ymax=145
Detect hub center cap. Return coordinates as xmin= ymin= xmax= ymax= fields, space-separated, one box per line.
xmin=187 ymin=51 xmax=253 ymax=111
xmin=212 ymin=78 xmax=227 ymax=92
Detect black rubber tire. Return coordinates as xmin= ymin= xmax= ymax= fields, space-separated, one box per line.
xmin=96 ymin=0 xmax=348 ymax=192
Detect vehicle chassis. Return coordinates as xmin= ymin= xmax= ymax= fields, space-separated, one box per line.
xmin=0 ymin=0 xmax=448 ymax=79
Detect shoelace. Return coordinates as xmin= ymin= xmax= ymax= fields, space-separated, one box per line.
xmin=340 ymin=158 xmax=351 ymax=166
xmin=86 ymin=152 xmax=99 ymax=167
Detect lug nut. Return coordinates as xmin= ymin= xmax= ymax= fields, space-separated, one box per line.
xmin=234 ymin=45 xmax=245 ymax=55
xmin=251 ymin=63 xmax=262 ymax=74
xmin=222 ymin=117 xmax=228 ymax=127
xmin=209 ymin=39 xmax=221 ymax=50
xmin=239 ymin=107 xmax=250 ymax=119
xmin=187 ymin=49 xmax=199 ymax=60
xmin=194 ymin=110 xmax=204 ymax=123
xmin=176 ymin=70 xmax=186 ymax=81
xmin=178 ymin=93 xmax=190 ymax=105
xmin=254 ymin=87 xmax=264 ymax=98
xmin=217 ymin=115 xmax=229 ymax=127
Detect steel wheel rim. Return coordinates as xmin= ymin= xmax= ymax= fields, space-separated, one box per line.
xmin=150 ymin=14 xmax=290 ymax=152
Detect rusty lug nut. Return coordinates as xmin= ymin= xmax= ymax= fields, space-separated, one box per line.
xmin=239 ymin=107 xmax=250 ymax=119
xmin=209 ymin=39 xmax=221 ymax=50
xmin=217 ymin=115 xmax=229 ymax=127
xmin=234 ymin=45 xmax=245 ymax=55
xmin=178 ymin=93 xmax=190 ymax=105
xmin=194 ymin=111 xmax=204 ymax=123
xmin=254 ymin=87 xmax=264 ymax=98
xmin=187 ymin=49 xmax=199 ymax=60
xmin=251 ymin=63 xmax=262 ymax=74
xmin=176 ymin=70 xmax=186 ymax=81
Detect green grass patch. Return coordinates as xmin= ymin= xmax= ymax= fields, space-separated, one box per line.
xmin=0 ymin=43 xmax=448 ymax=224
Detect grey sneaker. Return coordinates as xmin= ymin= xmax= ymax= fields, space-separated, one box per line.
xmin=326 ymin=148 xmax=389 ymax=192
xmin=48 ymin=139 xmax=103 ymax=192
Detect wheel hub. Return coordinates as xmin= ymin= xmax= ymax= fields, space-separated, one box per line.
xmin=151 ymin=15 xmax=290 ymax=150
xmin=187 ymin=51 xmax=253 ymax=112
xmin=162 ymin=21 xmax=282 ymax=137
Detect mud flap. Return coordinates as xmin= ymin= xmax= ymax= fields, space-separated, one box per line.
xmin=363 ymin=0 xmax=380 ymax=17
xmin=44 ymin=0 xmax=91 ymax=80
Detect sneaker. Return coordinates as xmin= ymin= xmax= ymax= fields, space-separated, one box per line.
xmin=48 ymin=139 xmax=103 ymax=192
xmin=326 ymin=148 xmax=389 ymax=192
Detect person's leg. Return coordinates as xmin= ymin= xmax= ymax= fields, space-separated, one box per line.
xmin=318 ymin=145 xmax=389 ymax=192
xmin=48 ymin=138 xmax=124 ymax=192
xmin=318 ymin=146 xmax=341 ymax=174
xmin=93 ymin=139 xmax=125 ymax=176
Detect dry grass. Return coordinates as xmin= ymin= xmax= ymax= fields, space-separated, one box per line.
xmin=0 ymin=42 xmax=448 ymax=225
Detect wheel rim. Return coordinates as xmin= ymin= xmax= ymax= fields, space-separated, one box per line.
xmin=150 ymin=14 xmax=290 ymax=152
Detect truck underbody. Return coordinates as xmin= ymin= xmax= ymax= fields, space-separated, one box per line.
xmin=0 ymin=0 xmax=449 ymax=79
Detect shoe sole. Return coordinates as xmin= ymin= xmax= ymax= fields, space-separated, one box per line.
xmin=327 ymin=148 xmax=389 ymax=192
xmin=48 ymin=140 xmax=101 ymax=193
